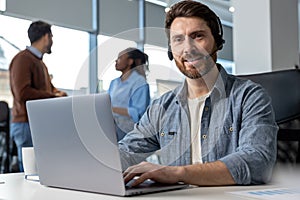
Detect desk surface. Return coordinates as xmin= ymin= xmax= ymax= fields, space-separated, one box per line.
xmin=0 ymin=167 xmax=299 ymax=200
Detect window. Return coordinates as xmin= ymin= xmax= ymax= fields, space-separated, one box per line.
xmin=0 ymin=15 xmax=89 ymax=106
xmin=97 ymin=35 xmax=136 ymax=92
xmin=43 ymin=26 xmax=89 ymax=91
xmin=144 ymin=44 xmax=184 ymax=98
xmin=217 ymin=58 xmax=235 ymax=74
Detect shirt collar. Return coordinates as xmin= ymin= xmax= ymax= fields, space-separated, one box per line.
xmin=26 ymin=46 xmax=43 ymax=59
xmin=174 ymin=64 xmax=229 ymax=104
xmin=211 ymin=64 xmax=228 ymax=100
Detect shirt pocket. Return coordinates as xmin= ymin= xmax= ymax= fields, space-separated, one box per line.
xmin=214 ymin=121 xmax=237 ymax=158
xmin=159 ymin=126 xmax=178 ymax=149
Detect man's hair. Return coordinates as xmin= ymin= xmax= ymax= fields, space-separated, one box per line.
xmin=28 ymin=20 xmax=52 ymax=44
xmin=165 ymin=0 xmax=225 ymax=50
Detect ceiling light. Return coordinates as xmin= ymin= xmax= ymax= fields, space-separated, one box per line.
xmin=229 ymin=6 xmax=235 ymax=13
xmin=146 ymin=0 xmax=167 ymax=7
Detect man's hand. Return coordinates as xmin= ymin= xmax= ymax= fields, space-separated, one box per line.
xmin=112 ymin=107 xmax=129 ymax=117
xmin=123 ymin=161 xmax=235 ymax=187
xmin=54 ymin=91 xmax=67 ymax=97
xmin=123 ymin=161 xmax=184 ymax=187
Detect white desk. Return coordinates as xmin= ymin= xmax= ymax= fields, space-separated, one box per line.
xmin=0 ymin=167 xmax=299 ymax=200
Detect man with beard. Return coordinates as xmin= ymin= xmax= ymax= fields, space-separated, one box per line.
xmin=9 ymin=20 xmax=67 ymax=172
xmin=118 ymin=0 xmax=278 ymax=187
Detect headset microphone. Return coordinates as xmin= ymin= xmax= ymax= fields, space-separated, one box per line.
xmin=203 ymin=48 xmax=219 ymax=60
xmin=168 ymin=45 xmax=173 ymax=60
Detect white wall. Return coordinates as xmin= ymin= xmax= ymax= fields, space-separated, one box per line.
xmin=232 ymin=0 xmax=299 ymax=74
xmin=271 ymin=0 xmax=299 ymax=71
xmin=232 ymin=0 xmax=272 ymax=74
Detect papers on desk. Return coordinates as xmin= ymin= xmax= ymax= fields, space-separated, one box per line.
xmin=228 ymin=188 xmax=300 ymax=200
xmin=25 ymin=175 xmax=40 ymax=182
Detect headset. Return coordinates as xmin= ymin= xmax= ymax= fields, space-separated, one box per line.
xmin=168 ymin=16 xmax=225 ymax=61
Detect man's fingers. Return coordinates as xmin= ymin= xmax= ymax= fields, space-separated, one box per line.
xmin=130 ymin=174 xmax=149 ymax=187
xmin=123 ymin=164 xmax=144 ymax=183
xmin=124 ymin=172 xmax=138 ymax=183
xmin=123 ymin=162 xmax=163 ymax=185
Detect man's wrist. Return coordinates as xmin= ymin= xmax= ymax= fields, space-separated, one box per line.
xmin=176 ymin=166 xmax=187 ymax=183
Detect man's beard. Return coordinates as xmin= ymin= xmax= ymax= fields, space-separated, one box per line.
xmin=46 ymin=45 xmax=52 ymax=54
xmin=174 ymin=59 xmax=214 ymax=79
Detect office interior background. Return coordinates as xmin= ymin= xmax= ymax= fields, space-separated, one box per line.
xmin=0 ymin=0 xmax=299 ymax=108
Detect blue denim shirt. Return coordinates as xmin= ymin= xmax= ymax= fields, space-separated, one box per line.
xmin=119 ymin=65 xmax=278 ymax=185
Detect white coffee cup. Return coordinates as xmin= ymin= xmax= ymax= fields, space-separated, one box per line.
xmin=22 ymin=147 xmax=38 ymax=178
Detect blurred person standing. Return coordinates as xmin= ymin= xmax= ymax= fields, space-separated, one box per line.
xmin=9 ymin=20 xmax=67 ymax=172
xmin=108 ymin=48 xmax=150 ymax=141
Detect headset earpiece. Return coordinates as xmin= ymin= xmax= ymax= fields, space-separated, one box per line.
xmin=215 ymin=16 xmax=225 ymax=50
xmin=168 ymin=44 xmax=173 ymax=60
xmin=217 ymin=38 xmax=225 ymax=50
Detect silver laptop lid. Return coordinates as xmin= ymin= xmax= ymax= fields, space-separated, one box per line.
xmin=27 ymin=93 xmax=126 ymax=196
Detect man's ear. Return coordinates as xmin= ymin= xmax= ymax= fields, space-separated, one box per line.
xmin=41 ymin=33 xmax=50 ymax=43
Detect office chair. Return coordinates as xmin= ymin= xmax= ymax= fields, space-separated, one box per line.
xmin=238 ymin=69 xmax=300 ymax=164
xmin=0 ymin=101 xmax=10 ymax=173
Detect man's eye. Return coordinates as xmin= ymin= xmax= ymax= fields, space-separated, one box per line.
xmin=194 ymin=33 xmax=203 ymax=39
xmin=173 ymin=36 xmax=183 ymax=43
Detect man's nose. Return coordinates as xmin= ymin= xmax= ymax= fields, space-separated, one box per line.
xmin=182 ymin=37 xmax=196 ymax=55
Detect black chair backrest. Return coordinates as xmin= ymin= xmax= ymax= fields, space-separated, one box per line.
xmin=0 ymin=101 xmax=9 ymax=126
xmin=238 ymin=69 xmax=300 ymax=124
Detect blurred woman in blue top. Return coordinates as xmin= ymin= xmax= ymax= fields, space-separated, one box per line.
xmin=108 ymin=47 xmax=150 ymax=141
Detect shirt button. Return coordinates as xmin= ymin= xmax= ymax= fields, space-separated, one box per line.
xmin=204 ymin=106 xmax=209 ymax=111
xmin=160 ymin=132 xmax=165 ymax=137
xmin=229 ymin=126 xmax=233 ymax=132
xmin=202 ymin=134 xmax=207 ymax=139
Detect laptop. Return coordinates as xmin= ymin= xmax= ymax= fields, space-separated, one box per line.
xmin=26 ymin=93 xmax=188 ymax=196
